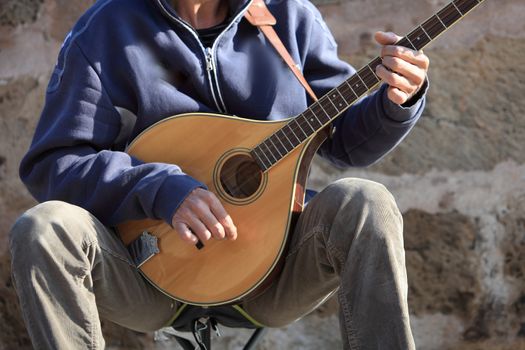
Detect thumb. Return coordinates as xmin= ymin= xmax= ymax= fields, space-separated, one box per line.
xmin=374 ymin=31 xmax=402 ymax=46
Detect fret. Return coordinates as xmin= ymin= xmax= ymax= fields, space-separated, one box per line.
xmin=333 ymin=89 xmax=349 ymax=110
xmin=254 ymin=157 xmax=269 ymax=171
xmin=261 ymin=140 xmax=279 ymax=163
xmin=284 ymin=123 xmax=301 ymax=144
xmin=273 ymin=133 xmax=290 ymax=154
xmin=445 ymin=3 xmax=464 ymax=24
xmin=435 ymin=13 xmax=448 ymax=29
xmin=277 ymin=134 xmax=291 ymax=152
xmin=368 ymin=57 xmax=383 ymax=73
xmin=366 ymin=64 xmax=380 ymax=82
xmin=355 ymin=71 xmax=372 ymax=90
xmin=310 ymin=102 xmax=332 ymax=123
xmin=339 ymin=83 xmax=359 ymax=105
xmin=292 ymin=118 xmax=308 ymax=138
xmin=451 ymin=1 xmax=464 ymax=15
xmin=264 ymin=138 xmax=280 ymax=158
xmin=258 ymin=143 xmax=275 ymax=165
xmin=302 ymin=109 xmax=324 ymax=130
xmin=347 ymin=75 xmax=368 ymax=96
xmin=268 ymin=137 xmax=285 ymax=157
xmin=259 ymin=147 xmax=273 ymax=167
xmin=421 ymin=16 xmax=446 ymax=39
xmin=344 ymin=80 xmax=360 ymax=99
xmin=252 ymin=147 xmax=270 ymax=170
xmin=320 ymin=97 xmax=339 ymax=116
xmin=437 ymin=3 xmax=462 ymax=27
xmin=359 ymin=66 xmax=380 ymax=88
xmin=327 ymin=98 xmax=340 ymax=113
xmin=277 ymin=128 xmax=294 ymax=150
xmin=396 ymin=37 xmax=414 ymax=50
xmin=419 ymin=25 xmax=432 ymax=41
xmin=455 ymin=0 xmax=479 ymax=15
xmin=407 ymin=26 xmax=432 ymax=50
xmin=316 ymin=101 xmax=333 ymax=122
xmin=404 ymin=35 xmax=417 ymax=50
xmin=326 ymin=90 xmax=346 ymax=113
xmin=298 ymin=114 xmax=316 ymax=133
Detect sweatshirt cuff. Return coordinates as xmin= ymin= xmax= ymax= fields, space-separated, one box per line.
xmin=153 ymin=174 xmax=207 ymax=225
xmin=381 ymin=79 xmax=429 ymax=123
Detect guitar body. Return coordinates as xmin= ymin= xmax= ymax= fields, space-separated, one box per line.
xmin=114 ymin=0 xmax=488 ymax=307
xmin=117 ymin=113 xmax=327 ymax=306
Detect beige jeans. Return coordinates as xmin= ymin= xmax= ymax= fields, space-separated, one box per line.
xmin=9 ymin=178 xmax=415 ymax=349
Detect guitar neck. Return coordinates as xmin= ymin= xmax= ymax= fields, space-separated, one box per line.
xmin=251 ymin=0 xmax=486 ymax=171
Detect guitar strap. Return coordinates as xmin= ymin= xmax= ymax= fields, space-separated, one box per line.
xmin=244 ymin=0 xmax=319 ymax=102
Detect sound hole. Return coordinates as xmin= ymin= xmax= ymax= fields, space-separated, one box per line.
xmin=219 ymin=154 xmax=263 ymax=199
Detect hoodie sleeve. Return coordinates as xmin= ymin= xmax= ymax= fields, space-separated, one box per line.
xmin=301 ymin=7 xmax=427 ymax=168
xmin=19 ymin=41 xmax=205 ymax=227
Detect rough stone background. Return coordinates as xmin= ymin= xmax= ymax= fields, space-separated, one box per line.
xmin=0 ymin=0 xmax=524 ymax=349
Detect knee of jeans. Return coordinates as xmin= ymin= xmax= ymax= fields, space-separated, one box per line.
xmin=334 ymin=178 xmax=398 ymax=209
xmin=325 ymin=178 xmax=402 ymax=237
xmin=9 ymin=201 xmax=91 ymax=258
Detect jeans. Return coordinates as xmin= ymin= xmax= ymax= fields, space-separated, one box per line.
xmin=9 ymin=178 xmax=415 ymax=349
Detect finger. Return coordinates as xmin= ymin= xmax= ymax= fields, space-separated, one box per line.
xmin=388 ymin=86 xmax=409 ymax=105
xmin=206 ymin=194 xmax=238 ymax=240
xmin=220 ymin=213 xmax=238 ymax=241
xmin=381 ymin=45 xmax=430 ymax=69
xmin=381 ymin=56 xmax=426 ymax=86
xmin=376 ymin=64 xmax=418 ymax=96
xmin=174 ymin=222 xmax=198 ymax=244
xmin=198 ymin=207 xmax=226 ymax=240
xmin=186 ymin=215 xmax=212 ymax=242
xmin=374 ymin=31 xmax=402 ymax=46
xmin=184 ymin=193 xmax=220 ymax=239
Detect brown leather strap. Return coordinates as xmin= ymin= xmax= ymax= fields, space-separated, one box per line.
xmin=245 ymin=0 xmax=318 ymax=102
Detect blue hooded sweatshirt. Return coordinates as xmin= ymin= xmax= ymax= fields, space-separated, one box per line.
xmin=20 ymin=0 xmax=426 ymax=227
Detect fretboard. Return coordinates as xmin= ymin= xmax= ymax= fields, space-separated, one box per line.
xmin=251 ymin=0 xmax=486 ymax=171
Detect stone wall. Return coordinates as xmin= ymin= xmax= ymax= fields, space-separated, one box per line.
xmin=0 ymin=0 xmax=523 ymax=349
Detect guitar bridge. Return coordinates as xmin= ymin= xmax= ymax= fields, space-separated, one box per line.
xmin=128 ymin=231 xmax=160 ymax=268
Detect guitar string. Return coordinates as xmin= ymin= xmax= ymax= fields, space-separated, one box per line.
xmin=218 ymin=71 xmax=382 ymax=190
xmin=254 ymin=68 xmax=380 ymax=168
xmin=219 ymin=0 xmax=475 ymax=188
xmin=252 ymin=0 xmax=470 ymax=169
xmin=264 ymin=47 xmax=396 ymax=159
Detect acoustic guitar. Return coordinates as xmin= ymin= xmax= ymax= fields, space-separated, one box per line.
xmin=118 ymin=0 xmax=487 ymax=306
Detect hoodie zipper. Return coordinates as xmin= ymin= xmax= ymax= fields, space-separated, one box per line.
xmin=155 ymin=0 xmax=254 ymax=114
xmin=204 ymin=47 xmax=225 ymax=112
xmin=205 ymin=47 xmax=214 ymax=72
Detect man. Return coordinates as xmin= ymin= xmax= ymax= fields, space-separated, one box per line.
xmin=9 ymin=0 xmax=429 ymax=348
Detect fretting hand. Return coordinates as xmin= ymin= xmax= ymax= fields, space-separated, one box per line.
xmin=172 ymin=188 xmax=237 ymax=245
xmin=374 ymin=31 xmax=430 ymax=105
